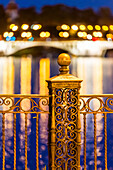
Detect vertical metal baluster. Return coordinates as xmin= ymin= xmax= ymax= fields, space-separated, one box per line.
xmin=2 ymin=113 xmax=5 ymax=170
xmin=25 ymin=113 xmax=27 ymax=170
xmin=104 ymin=113 xmax=108 ymax=170
xmin=84 ymin=113 xmax=86 ymax=170
xmin=94 ymin=113 xmax=97 ymax=170
xmin=36 ymin=113 xmax=39 ymax=170
xmin=14 ymin=113 xmax=16 ymax=170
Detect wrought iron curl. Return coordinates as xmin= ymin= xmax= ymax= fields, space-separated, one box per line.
xmin=105 ymin=97 xmax=113 ymax=112
xmin=68 ymin=158 xmax=77 ymax=168
xmin=80 ymin=95 xmax=113 ymax=113
xmin=0 ymin=95 xmax=49 ymax=113
xmin=55 ymin=158 xmax=65 ymax=168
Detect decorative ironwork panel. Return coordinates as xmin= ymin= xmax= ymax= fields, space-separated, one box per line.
xmin=0 ymin=94 xmax=49 ymax=114
xmin=80 ymin=94 xmax=113 ymax=170
xmin=0 ymin=94 xmax=49 ymax=170
xmin=80 ymin=94 xmax=113 ymax=114
xmin=55 ymin=88 xmax=78 ymax=169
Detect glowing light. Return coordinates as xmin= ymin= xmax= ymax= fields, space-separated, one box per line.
xmin=3 ymin=32 xmax=9 ymax=38
xmin=61 ymin=24 xmax=70 ymax=30
xmin=79 ymin=25 xmax=86 ymax=30
xmin=106 ymin=33 xmax=113 ymax=39
xmin=77 ymin=32 xmax=83 ymax=37
xmin=87 ymin=34 xmax=92 ymax=40
xmin=9 ymin=24 xmax=15 ymax=29
xmin=107 ymin=38 xmax=112 ymax=41
xmin=32 ymin=24 xmax=42 ymax=30
xmin=40 ymin=32 xmax=46 ymax=38
xmin=93 ymin=31 xmax=97 ymax=37
xmin=40 ymin=58 xmax=50 ymax=94
xmin=109 ymin=25 xmax=113 ymax=30
xmin=102 ymin=25 xmax=108 ymax=31
xmin=8 ymin=32 xmax=14 ymax=37
xmin=21 ymin=32 xmax=27 ymax=38
xmin=71 ymin=25 xmax=78 ymax=31
xmin=28 ymin=37 xmax=34 ymax=41
xmin=39 ymin=31 xmax=50 ymax=38
xmin=21 ymin=57 xmax=31 ymax=94
xmin=95 ymin=25 xmax=101 ymax=30
xmin=12 ymin=25 xmax=18 ymax=31
xmin=82 ymin=32 xmax=87 ymax=37
xmin=45 ymin=32 xmax=50 ymax=37
xmin=21 ymin=24 xmax=29 ymax=30
xmin=11 ymin=36 xmax=16 ymax=41
xmin=93 ymin=31 xmax=102 ymax=37
xmin=26 ymin=32 xmax=32 ymax=38
xmin=6 ymin=36 xmax=10 ymax=41
xmin=56 ymin=26 xmax=61 ymax=30
xmin=59 ymin=32 xmax=64 ymax=37
xmin=98 ymin=32 xmax=103 ymax=37
xmin=87 ymin=25 xmax=93 ymax=30
xmin=63 ymin=32 xmax=69 ymax=38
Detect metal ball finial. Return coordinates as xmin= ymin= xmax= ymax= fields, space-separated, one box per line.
xmin=57 ymin=53 xmax=71 ymax=74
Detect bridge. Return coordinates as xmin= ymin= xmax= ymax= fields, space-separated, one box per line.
xmin=0 ymin=40 xmax=113 ymax=56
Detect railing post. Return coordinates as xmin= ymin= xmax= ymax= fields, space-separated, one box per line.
xmin=47 ymin=53 xmax=82 ymax=169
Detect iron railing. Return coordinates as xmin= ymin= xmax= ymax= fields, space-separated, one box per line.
xmin=80 ymin=94 xmax=113 ymax=170
xmin=0 ymin=53 xmax=113 ymax=170
xmin=0 ymin=94 xmax=49 ymax=170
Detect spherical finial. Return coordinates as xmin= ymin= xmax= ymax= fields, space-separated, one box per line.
xmin=57 ymin=53 xmax=71 ymax=74
xmin=57 ymin=53 xmax=71 ymax=66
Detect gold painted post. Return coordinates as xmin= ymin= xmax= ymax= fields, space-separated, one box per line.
xmin=47 ymin=53 xmax=82 ymax=169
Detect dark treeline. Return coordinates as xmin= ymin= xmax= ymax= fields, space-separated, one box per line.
xmin=17 ymin=5 xmax=113 ymax=26
xmin=0 ymin=4 xmax=113 ymax=33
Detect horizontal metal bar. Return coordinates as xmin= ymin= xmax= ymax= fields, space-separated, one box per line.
xmin=0 ymin=111 xmax=50 ymax=114
xmin=0 ymin=94 xmax=51 ymax=98
xmin=0 ymin=94 xmax=112 ymax=98
xmin=80 ymin=112 xmax=113 ymax=114
xmin=80 ymin=94 xmax=113 ymax=97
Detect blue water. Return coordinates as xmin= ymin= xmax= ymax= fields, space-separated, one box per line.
xmin=0 ymin=54 xmax=113 ymax=169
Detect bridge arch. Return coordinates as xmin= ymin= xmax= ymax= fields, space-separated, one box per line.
xmin=9 ymin=45 xmax=71 ymax=57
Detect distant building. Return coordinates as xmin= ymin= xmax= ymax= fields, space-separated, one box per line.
xmin=6 ymin=0 xmax=18 ymax=22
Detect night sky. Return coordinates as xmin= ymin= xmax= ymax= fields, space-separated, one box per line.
xmin=0 ymin=0 xmax=113 ymax=12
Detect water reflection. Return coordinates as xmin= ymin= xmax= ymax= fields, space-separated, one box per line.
xmin=3 ymin=57 xmax=14 ymax=169
xmin=0 ymin=53 xmax=113 ymax=169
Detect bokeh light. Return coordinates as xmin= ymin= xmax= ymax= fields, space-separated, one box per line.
xmin=8 ymin=32 xmax=14 ymax=37
xmin=21 ymin=32 xmax=27 ymax=38
xmin=102 ymin=25 xmax=108 ymax=31
xmin=95 ymin=25 xmax=101 ymax=30
xmin=10 ymin=24 xmax=15 ymax=29
xmin=3 ymin=32 xmax=9 ymax=38
xmin=71 ymin=25 xmax=78 ymax=31
xmin=21 ymin=24 xmax=29 ymax=30
xmin=61 ymin=24 xmax=70 ymax=30
xmin=12 ymin=25 xmax=18 ymax=31
xmin=32 ymin=24 xmax=42 ymax=30
xmin=109 ymin=25 xmax=113 ymax=31
xmin=87 ymin=25 xmax=93 ymax=30
xmin=79 ymin=25 xmax=86 ymax=30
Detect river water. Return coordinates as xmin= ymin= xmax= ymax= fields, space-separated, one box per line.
xmin=0 ymin=51 xmax=113 ymax=169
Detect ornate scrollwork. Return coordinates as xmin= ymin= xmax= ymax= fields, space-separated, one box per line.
xmin=0 ymin=95 xmax=49 ymax=113
xmin=55 ymin=88 xmax=78 ymax=169
xmin=80 ymin=95 xmax=113 ymax=114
